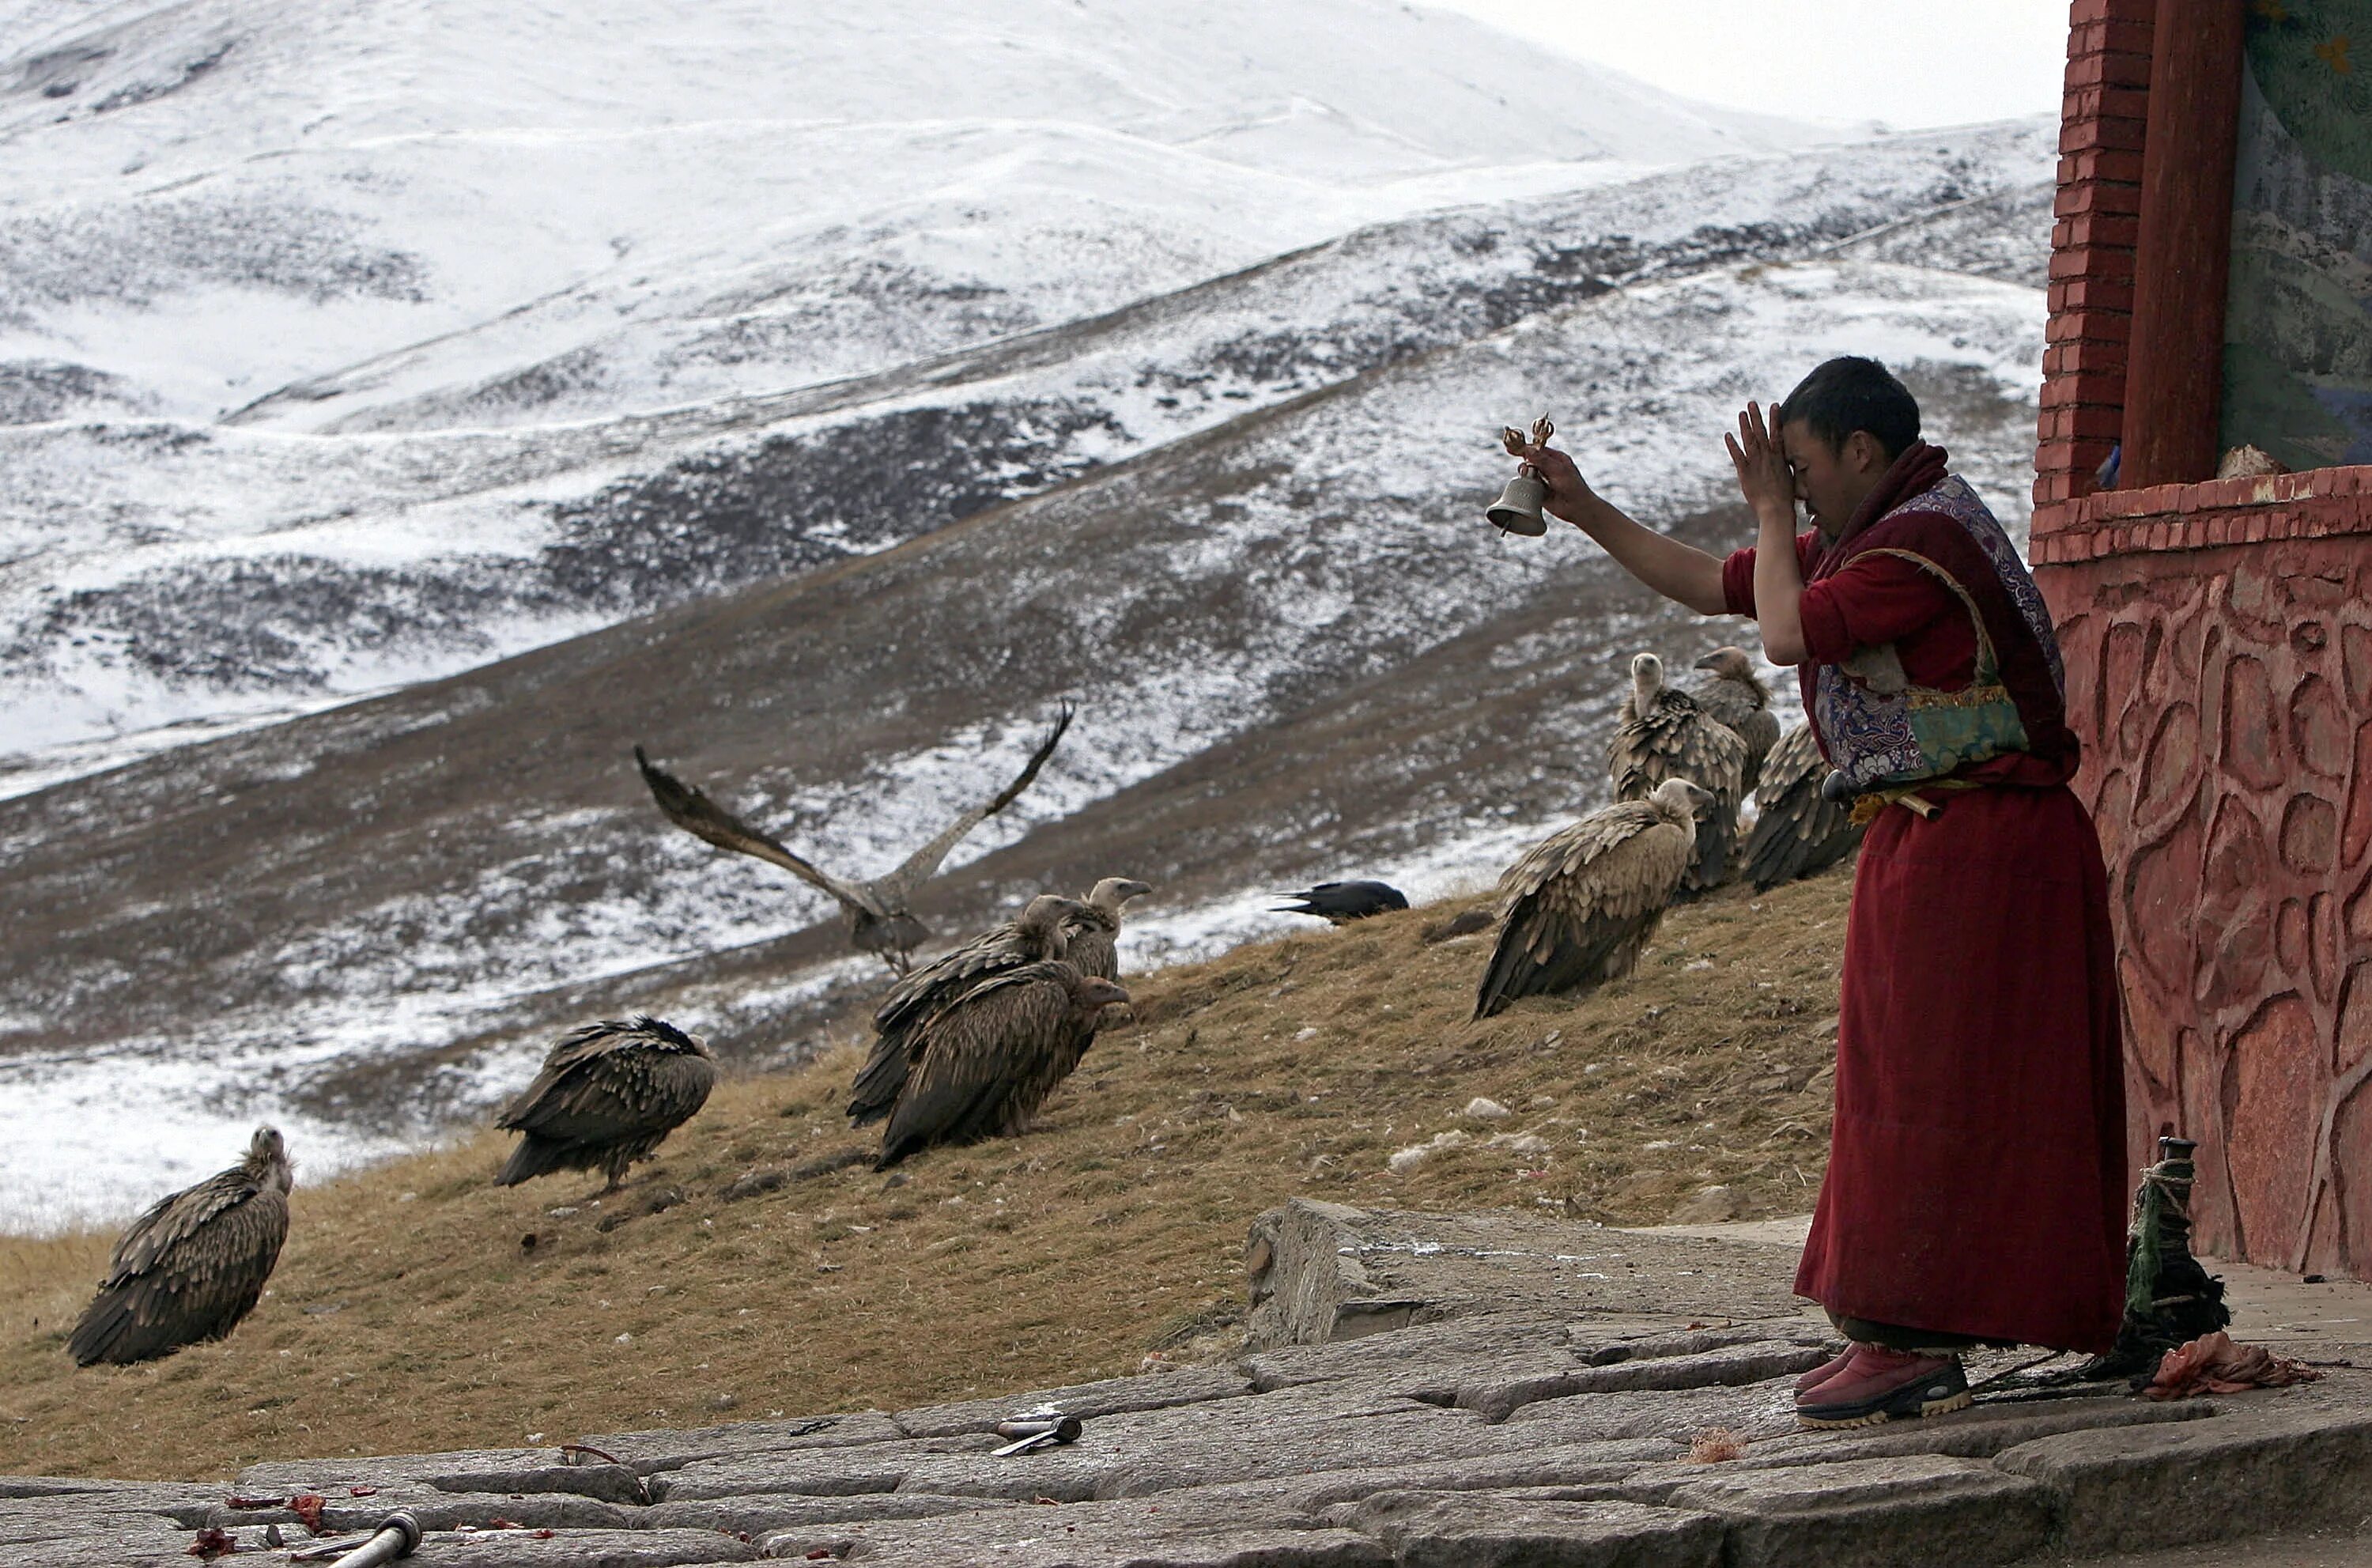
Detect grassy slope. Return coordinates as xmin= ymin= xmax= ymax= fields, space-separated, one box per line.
xmin=0 ymin=867 xmax=1851 ymax=1481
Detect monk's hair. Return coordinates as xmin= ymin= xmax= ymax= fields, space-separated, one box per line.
xmin=1777 ymin=357 xmax=1921 ymax=461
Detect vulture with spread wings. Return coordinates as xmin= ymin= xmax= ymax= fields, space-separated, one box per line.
xmin=635 ymin=706 xmax=1074 ymax=973
xmin=1741 ymin=721 xmax=1868 ymax=890
xmin=70 ymin=1127 xmax=293 ymax=1366
xmin=1474 ymin=778 xmax=1710 ymax=1019
xmin=1608 ymin=652 xmax=1748 ymax=895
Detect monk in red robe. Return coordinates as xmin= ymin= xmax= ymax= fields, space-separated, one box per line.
xmin=1513 ymin=357 xmax=2126 ymax=1426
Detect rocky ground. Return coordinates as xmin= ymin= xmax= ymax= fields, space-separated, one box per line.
xmin=9 ymin=1203 xmax=2369 ymax=1566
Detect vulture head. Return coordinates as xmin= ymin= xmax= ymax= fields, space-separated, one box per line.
xmin=1648 ymin=776 xmax=1717 ymax=826
xmin=1085 ymin=878 xmax=1154 ymax=918
xmin=1629 ymin=650 xmax=1666 ymax=709
xmin=1017 ymin=894 xmax=1090 ymax=946
xmin=1070 ymin=973 xmax=1131 ymax=1018
xmin=244 ymin=1126 xmax=296 ymax=1196
xmin=1691 ymin=646 xmax=1762 ymax=688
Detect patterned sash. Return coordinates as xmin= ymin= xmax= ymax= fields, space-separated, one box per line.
xmin=1811 ymin=475 xmax=2061 ymax=792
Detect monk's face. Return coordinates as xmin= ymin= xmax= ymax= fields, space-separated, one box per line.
xmin=1779 ymin=419 xmax=1888 ymax=538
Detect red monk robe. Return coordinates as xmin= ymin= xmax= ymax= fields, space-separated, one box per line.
xmin=1723 ymin=450 xmax=2128 ymax=1355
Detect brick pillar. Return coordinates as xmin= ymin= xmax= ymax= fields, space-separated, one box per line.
xmin=2034 ymin=0 xmax=2154 ymax=528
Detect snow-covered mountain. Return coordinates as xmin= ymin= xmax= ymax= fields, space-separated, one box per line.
xmin=0 ymin=0 xmax=2054 ymax=1227
xmin=1 ymin=0 xmax=1916 ymax=778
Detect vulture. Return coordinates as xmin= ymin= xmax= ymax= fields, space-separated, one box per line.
xmin=1059 ymin=876 xmax=1154 ymax=981
xmin=1607 ymin=651 xmax=1748 ymax=894
xmin=1740 ymin=721 xmax=1868 ymax=890
xmin=848 ymin=894 xmax=1087 ymax=1127
xmin=1271 ymin=881 xmax=1410 ymax=924
xmin=877 ymin=961 xmax=1129 ymax=1168
xmin=70 ymin=1127 xmax=293 ymax=1366
xmin=1685 ymin=647 xmax=1783 ymax=796
xmin=634 ymin=706 xmax=1074 ymax=974
xmin=1474 ymin=777 xmax=1712 ymax=1019
xmin=495 ymin=1016 xmax=716 ymax=1192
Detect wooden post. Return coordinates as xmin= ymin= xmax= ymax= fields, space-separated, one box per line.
xmin=2119 ymin=0 xmax=2246 ymax=489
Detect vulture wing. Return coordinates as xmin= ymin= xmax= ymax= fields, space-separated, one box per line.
xmin=1474 ymin=804 xmax=1691 ymax=1018
xmin=1685 ymin=675 xmax=1782 ymax=796
xmin=1742 ymin=722 xmax=1866 ymax=890
xmin=71 ymin=1170 xmax=289 ymax=1366
xmin=634 ymin=747 xmax=882 ymax=918
xmin=871 ymin=706 xmax=1074 ymax=907
xmin=877 ymin=964 xmax=1077 ymax=1167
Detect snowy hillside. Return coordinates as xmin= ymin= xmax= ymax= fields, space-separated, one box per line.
xmin=0 ymin=0 xmax=2058 ymax=1226
xmin=0 ymin=0 xmax=1928 ymax=784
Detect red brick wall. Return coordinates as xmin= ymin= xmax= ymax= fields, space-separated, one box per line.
xmin=2032 ymin=0 xmax=2372 ymax=1279
xmin=2035 ymin=0 xmax=2154 ymax=512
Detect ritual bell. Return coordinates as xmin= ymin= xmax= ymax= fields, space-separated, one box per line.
xmin=1486 ymin=414 xmax=1556 ymax=536
xmin=1486 ymin=470 xmax=1550 ymax=536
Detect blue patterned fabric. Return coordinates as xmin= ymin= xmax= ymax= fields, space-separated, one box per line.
xmin=1811 ymin=476 xmax=2052 ymax=792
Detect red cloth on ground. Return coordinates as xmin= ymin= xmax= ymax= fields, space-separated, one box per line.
xmin=1720 ymin=456 xmax=2127 ymax=1353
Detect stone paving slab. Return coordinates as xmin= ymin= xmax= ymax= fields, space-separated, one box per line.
xmin=13 ymin=1202 xmax=2372 ymax=1566
xmin=1347 ymin=1492 xmax=1724 ymax=1568
xmin=1663 ymin=1454 xmax=2057 ymax=1568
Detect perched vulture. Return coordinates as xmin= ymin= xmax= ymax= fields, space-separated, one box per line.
xmin=634 ymin=706 xmax=1074 ymax=974
xmin=1059 ymin=876 xmax=1154 ymax=981
xmin=1741 ymin=722 xmax=1868 ymax=890
xmin=1685 ymin=647 xmax=1783 ymax=797
xmin=877 ymin=962 xmax=1128 ymax=1168
xmin=848 ymin=894 xmax=1086 ymax=1127
xmin=70 ymin=1127 xmax=293 ymax=1366
xmin=1271 ymin=881 xmax=1409 ymax=925
xmin=1474 ymin=777 xmax=1711 ymax=1019
xmin=1607 ymin=652 xmax=1748 ymax=894
xmin=495 ymin=1016 xmax=716 ymax=1192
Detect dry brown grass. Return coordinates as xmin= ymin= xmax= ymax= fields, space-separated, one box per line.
xmin=0 ymin=867 xmax=1851 ymax=1480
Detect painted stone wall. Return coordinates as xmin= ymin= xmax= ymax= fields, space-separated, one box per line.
xmin=2042 ymin=528 xmax=2372 ymax=1277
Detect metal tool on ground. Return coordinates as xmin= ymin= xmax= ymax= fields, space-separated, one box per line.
xmin=992 ymin=1414 xmax=1083 ymax=1456
xmin=296 ymin=1511 xmax=419 ymax=1567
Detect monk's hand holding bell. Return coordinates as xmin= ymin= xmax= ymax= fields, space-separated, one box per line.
xmin=1496 ymin=418 xmax=1590 ymax=527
